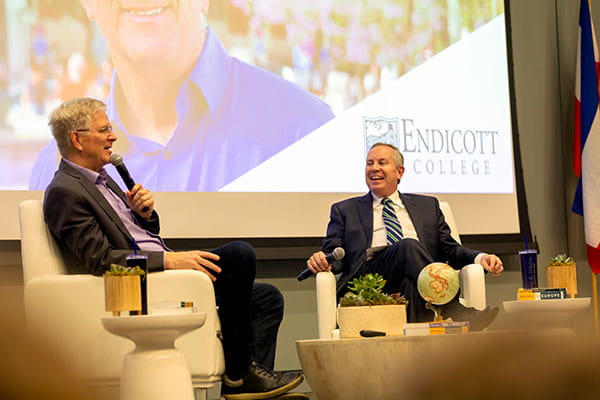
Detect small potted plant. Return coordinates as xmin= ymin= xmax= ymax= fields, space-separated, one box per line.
xmin=337 ymin=273 xmax=408 ymax=338
xmin=103 ymin=264 xmax=145 ymax=316
xmin=546 ymin=254 xmax=577 ymax=298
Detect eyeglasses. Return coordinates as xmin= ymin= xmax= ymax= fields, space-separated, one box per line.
xmin=76 ymin=125 xmax=114 ymax=135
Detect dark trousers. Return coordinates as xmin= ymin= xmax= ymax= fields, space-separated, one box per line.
xmin=250 ymin=282 xmax=284 ymax=369
xmin=211 ymin=241 xmax=284 ymax=379
xmin=211 ymin=241 xmax=256 ymax=379
xmin=355 ymin=239 xmax=435 ymax=322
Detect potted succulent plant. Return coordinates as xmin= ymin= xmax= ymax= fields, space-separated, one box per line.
xmin=546 ymin=254 xmax=577 ymax=298
xmin=103 ymin=264 xmax=145 ymax=316
xmin=337 ymin=273 xmax=408 ymax=338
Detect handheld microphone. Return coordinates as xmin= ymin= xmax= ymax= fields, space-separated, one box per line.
xmin=109 ymin=153 xmax=149 ymax=213
xmin=297 ymin=247 xmax=345 ymax=281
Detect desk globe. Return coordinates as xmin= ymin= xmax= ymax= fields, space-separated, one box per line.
xmin=417 ymin=262 xmax=460 ymax=306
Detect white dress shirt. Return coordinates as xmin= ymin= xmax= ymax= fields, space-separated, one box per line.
xmin=371 ymin=191 xmax=418 ymax=248
xmin=369 ymin=191 xmax=485 ymax=264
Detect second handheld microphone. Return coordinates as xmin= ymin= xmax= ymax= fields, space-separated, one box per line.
xmin=297 ymin=247 xmax=345 ymax=281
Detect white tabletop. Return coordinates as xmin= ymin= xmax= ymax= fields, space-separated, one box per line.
xmin=502 ymin=297 xmax=591 ymax=330
xmin=503 ymin=297 xmax=591 ymax=314
xmin=102 ymin=313 xmax=207 ymax=348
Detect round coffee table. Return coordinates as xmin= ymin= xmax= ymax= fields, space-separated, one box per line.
xmin=297 ymin=331 xmax=518 ymax=400
xmin=102 ymin=313 xmax=206 ymax=400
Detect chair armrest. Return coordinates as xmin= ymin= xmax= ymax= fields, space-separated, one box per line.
xmin=24 ymin=274 xmax=128 ymax=382
xmin=147 ymin=270 xmax=225 ymax=383
xmin=459 ymin=264 xmax=486 ymax=310
xmin=24 ymin=270 xmax=224 ymax=385
xmin=147 ymin=269 xmax=217 ymax=315
xmin=316 ymin=271 xmax=337 ymax=339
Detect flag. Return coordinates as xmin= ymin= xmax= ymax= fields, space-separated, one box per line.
xmin=573 ymin=0 xmax=600 ymax=274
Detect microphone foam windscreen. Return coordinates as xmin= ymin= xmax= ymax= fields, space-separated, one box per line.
xmin=109 ymin=153 xmax=123 ymax=166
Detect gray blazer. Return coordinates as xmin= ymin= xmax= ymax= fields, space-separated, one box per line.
xmin=44 ymin=159 xmax=164 ymax=276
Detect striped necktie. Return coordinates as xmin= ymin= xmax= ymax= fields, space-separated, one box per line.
xmin=382 ymin=197 xmax=403 ymax=244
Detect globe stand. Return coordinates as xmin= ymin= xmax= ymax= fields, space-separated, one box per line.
xmin=425 ymin=302 xmax=445 ymax=322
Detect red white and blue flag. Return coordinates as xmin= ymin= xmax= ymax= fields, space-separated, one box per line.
xmin=573 ymin=0 xmax=600 ymax=274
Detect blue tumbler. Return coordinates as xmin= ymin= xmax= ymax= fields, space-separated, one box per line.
xmin=519 ymin=249 xmax=538 ymax=289
xmin=126 ymin=254 xmax=148 ymax=315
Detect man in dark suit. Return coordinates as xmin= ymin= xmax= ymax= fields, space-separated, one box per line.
xmin=42 ymin=98 xmax=301 ymax=399
xmin=306 ymin=143 xmax=504 ymax=328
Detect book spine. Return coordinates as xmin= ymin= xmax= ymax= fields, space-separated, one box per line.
xmin=404 ymin=323 xmax=470 ymax=336
xmin=430 ymin=326 xmax=469 ymax=335
xmin=518 ymin=292 xmax=537 ymax=301
xmin=518 ymin=287 xmax=567 ymax=293
xmin=539 ymin=291 xmax=565 ymax=299
xmin=517 ymin=290 xmax=567 ymax=300
xmin=403 ymin=328 xmax=431 ymax=336
xmin=429 ymin=321 xmax=470 ymax=328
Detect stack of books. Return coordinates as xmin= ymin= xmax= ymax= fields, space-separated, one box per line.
xmin=404 ymin=321 xmax=470 ymax=336
xmin=517 ymin=287 xmax=567 ymax=301
xmin=149 ymin=301 xmax=197 ymax=315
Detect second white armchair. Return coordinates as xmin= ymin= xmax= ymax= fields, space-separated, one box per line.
xmin=315 ymin=201 xmax=487 ymax=339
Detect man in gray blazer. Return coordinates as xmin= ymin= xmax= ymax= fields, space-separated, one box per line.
xmin=43 ymin=98 xmax=301 ymax=399
xmin=306 ymin=143 xmax=504 ymax=329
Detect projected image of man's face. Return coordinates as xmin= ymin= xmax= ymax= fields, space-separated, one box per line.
xmin=79 ymin=0 xmax=208 ymax=62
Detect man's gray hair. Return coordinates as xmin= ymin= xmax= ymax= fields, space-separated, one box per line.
xmin=369 ymin=142 xmax=404 ymax=167
xmin=48 ymin=98 xmax=106 ymax=157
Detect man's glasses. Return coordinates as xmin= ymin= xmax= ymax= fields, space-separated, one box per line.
xmin=76 ymin=125 xmax=114 ymax=135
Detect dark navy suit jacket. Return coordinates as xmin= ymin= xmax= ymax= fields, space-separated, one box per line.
xmin=322 ymin=192 xmax=480 ymax=294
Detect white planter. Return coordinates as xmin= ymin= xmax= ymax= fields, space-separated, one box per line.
xmin=337 ymin=304 xmax=407 ymax=338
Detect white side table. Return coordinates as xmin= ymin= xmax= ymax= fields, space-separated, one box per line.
xmin=502 ymin=297 xmax=591 ymax=336
xmin=102 ymin=313 xmax=206 ymax=400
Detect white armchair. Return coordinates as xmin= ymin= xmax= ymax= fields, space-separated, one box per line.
xmin=19 ymin=200 xmax=224 ymax=398
xmin=315 ymin=201 xmax=486 ymax=339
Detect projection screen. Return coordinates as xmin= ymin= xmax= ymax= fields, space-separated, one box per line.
xmin=0 ymin=0 xmax=526 ymax=244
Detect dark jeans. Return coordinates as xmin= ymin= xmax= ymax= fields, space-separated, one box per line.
xmin=250 ymin=282 xmax=284 ymax=369
xmin=211 ymin=241 xmax=256 ymax=379
xmin=211 ymin=241 xmax=285 ymax=379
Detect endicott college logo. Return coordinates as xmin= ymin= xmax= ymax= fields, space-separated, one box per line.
xmin=363 ymin=116 xmax=400 ymax=154
xmin=363 ymin=116 xmax=501 ymax=177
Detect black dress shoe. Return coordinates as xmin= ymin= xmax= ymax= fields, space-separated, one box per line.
xmin=222 ymin=362 xmax=303 ymax=400
xmin=443 ymin=302 xmax=500 ymax=331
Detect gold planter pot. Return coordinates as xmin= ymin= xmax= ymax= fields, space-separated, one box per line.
xmin=546 ymin=264 xmax=578 ymax=298
xmin=104 ymin=275 xmax=142 ymax=316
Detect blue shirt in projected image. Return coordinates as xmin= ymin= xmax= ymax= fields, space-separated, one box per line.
xmin=29 ymin=27 xmax=334 ymax=191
